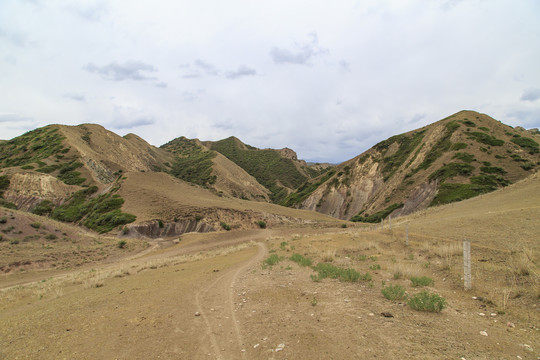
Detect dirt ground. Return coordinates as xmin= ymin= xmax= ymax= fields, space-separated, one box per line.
xmin=0 ymin=176 xmax=539 ymax=359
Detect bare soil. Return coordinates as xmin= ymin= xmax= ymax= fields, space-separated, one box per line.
xmin=0 ymin=175 xmax=539 ymax=359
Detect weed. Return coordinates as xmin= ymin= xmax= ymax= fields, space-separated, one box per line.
xmin=407 ymin=291 xmax=446 ymax=312
xmin=117 ymin=240 xmax=127 ymax=249
xmin=290 ymin=253 xmax=312 ymax=267
xmin=45 ymin=234 xmax=57 ymax=241
xmin=410 ymin=276 xmax=434 ymax=287
xmin=393 ymin=271 xmax=402 ymax=280
xmin=9 ymin=238 xmax=19 ymax=244
xmin=358 ymin=255 xmax=367 ymax=261
xmin=0 ymin=216 xmax=7 ymax=224
xmin=370 ymin=264 xmax=381 ymax=270
xmin=263 ymin=254 xmax=281 ymax=267
xmin=285 ymin=265 xmax=292 ymax=270
xmin=122 ymin=226 xmax=129 ymax=235
xmin=311 ymin=297 xmax=318 ymax=306
xmin=369 ymin=256 xmax=377 ymax=261
xmin=341 ymin=224 xmax=347 ymax=228
xmin=311 ymin=263 xmax=369 ymax=283
xmin=280 ymin=241 xmax=288 ymax=250
xmin=30 ymin=222 xmax=41 ymax=229
xmin=257 ymin=220 xmax=267 ymax=229
xmin=158 ymin=220 xmax=164 ymax=228
xmin=220 ymin=222 xmax=231 ymax=231
xmin=382 ymin=284 xmax=407 ymax=301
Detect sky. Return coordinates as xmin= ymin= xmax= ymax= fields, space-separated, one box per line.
xmin=1 ymin=0 xmax=539 ymax=163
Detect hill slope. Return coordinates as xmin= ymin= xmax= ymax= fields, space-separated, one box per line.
xmin=204 ymin=136 xmax=331 ymax=203
xmin=284 ymin=110 xmax=539 ymax=220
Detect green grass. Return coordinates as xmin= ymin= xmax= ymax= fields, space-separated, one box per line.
xmin=467 ymin=132 xmax=504 ymax=146
xmin=511 ymin=136 xmax=539 ymax=154
xmin=282 ymin=170 xmax=336 ymax=207
xmin=311 ymin=263 xmax=370 ymax=283
xmin=381 ymin=284 xmax=407 ymax=301
xmin=407 ymin=291 xmax=446 ymax=312
xmin=263 ymin=254 xmax=281 ymax=267
xmin=410 ymin=276 xmax=434 ymax=287
xmin=290 ymin=253 xmax=312 ymax=267
xmin=429 ymin=163 xmax=474 ymax=182
xmin=430 ymin=183 xmax=493 ymax=206
xmin=51 ymin=185 xmax=136 ymax=233
xmin=351 ymin=203 xmax=403 ymax=223
xmin=480 ymin=166 xmax=507 ymax=175
xmin=376 ymin=130 xmax=426 ymax=181
xmin=452 ymin=152 xmax=475 ymax=163
xmin=168 ymin=149 xmax=217 ymax=187
xmin=257 ymin=220 xmax=267 ymax=229
xmin=209 ymin=137 xmax=309 ymax=203
xmin=470 ymin=174 xmax=509 ymax=188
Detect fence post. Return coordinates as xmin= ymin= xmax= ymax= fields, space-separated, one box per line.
xmin=463 ymin=238 xmax=472 ymax=290
xmin=406 ymin=223 xmax=409 ymax=247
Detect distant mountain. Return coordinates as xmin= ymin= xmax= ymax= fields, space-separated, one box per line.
xmin=283 ymin=110 xmax=539 ymax=221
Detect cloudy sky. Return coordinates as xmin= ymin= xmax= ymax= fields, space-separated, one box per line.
xmin=1 ymin=0 xmax=539 ymax=163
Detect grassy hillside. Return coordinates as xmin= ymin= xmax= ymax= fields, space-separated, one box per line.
xmin=288 ymin=110 xmax=540 ymax=221
xmin=208 ymin=137 xmax=311 ymax=203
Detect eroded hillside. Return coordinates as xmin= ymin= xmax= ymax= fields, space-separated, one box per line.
xmin=285 ymin=110 xmax=540 ymax=220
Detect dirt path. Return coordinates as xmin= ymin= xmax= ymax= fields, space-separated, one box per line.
xmin=195 ymin=242 xmax=267 ymax=359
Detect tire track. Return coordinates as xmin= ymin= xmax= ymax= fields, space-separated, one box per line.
xmin=194 ymin=242 xmax=267 ymax=359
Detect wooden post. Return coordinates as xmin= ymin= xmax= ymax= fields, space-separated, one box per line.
xmin=406 ymin=223 xmax=409 ymax=247
xmin=463 ymin=238 xmax=472 ymax=290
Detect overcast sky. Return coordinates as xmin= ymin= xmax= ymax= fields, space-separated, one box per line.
xmin=1 ymin=0 xmax=539 ymax=163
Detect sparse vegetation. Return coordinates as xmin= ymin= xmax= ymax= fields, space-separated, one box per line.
xmin=467 ymin=132 xmax=504 ymax=146
xmin=117 ymin=240 xmax=127 ymax=249
xmin=410 ymin=276 xmax=434 ymax=287
xmin=430 ymin=183 xmax=492 ymax=206
xmin=263 ymin=254 xmax=281 ymax=267
xmin=429 ymin=163 xmax=474 ymax=182
xmin=382 ymin=284 xmax=407 ymax=301
xmin=220 ymin=222 xmax=231 ymax=231
xmin=351 ymin=203 xmax=403 ymax=223
xmin=290 ymin=253 xmax=312 ymax=267
xmin=407 ymin=291 xmax=446 ymax=312
xmin=511 ymin=136 xmax=539 ymax=154
xmin=311 ymin=263 xmax=370 ymax=283
xmin=257 ymin=220 xmax=267 ymax=229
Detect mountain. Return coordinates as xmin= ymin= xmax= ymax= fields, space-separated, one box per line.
xmin=283 ymin=110 xmax=539 ymax=221
xmin=203 ymin=136 xmax=332 ymax=203
xmin=0 ymin=124 xmax=339 ymax=236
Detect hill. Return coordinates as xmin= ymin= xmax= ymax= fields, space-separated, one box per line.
xmin=283 ymin=110 xmax=539 ymax=220
xmin=204 ymin=136 xmax=331 ymax=203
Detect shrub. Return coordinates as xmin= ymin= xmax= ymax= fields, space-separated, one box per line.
xmin=158 ymin=220 xmax=164 ymax=228
xmin=32 ymin=200 xmax=54 ymax=216
xmin=382 ymin=284 xmax=407 ymax=301
xmin=521 ymin=163 xmax=534 ymax=171
xmin=370 ymin=264 xmax=381 ymax=270
xmin=480 ymin=166 xmax=507 ymax=175
xmin=467 ymin=132 xmax=504 ymax=146
xmin=30 ymin=222 xmax=41 ymax=229
xmin=341 ymin=223 xmax=348 ymax=228
xmin=407 ymin=291 xmax=446 ymax=312
xmin=45 ymin=234 xmax=57 ymax=240
xmin=290 ymin=253 xmax=312 ymax=267
xmin=122 ymin=226 xmax=129 ymax=235
xmin=263 ymin=254 xmax=281 ymax=267
xmin=117 ymin=240 xmax=127 ymax=249
xmin=220 ymin=222 xmax=231 ymax=231
xmin=511 ymin=136 xmax=539 ymax=153
xmin=311 ymin=263 xmax=369 ymax=283
xmin=0 ymin=216 xmax=7 ymax=224
xmin=257 ymin=220 xmax=266 ymax=229
xmin=410 ymin=276 xmax=434 ymax=287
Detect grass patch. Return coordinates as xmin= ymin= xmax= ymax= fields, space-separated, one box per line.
xmin=429 ymin=162 xmax=474 ymax=182
xmin=290 ymin=253 xmax=312 ymax=267
xmin=311 ymin=263 xmax=370 ymax=283
xmin=263 ymin=254 xmax=281 ymax=267
xmin=410 ymin=276 xmax=434 ymax=287
xmin=351 ymin=203 xmax=403 ymax=223
xmin=282 ymin=170 xmax=336 ymax=207
xmin=381 ymin=284 xmax=407 ymax=301
xmin=407 ymin=291 xmax=446 ymax=312
xmin=411 ymin=121 xmax=460 ymax=174
xmin=511 ymin=136 xmax=539 ymax=154
xmin=452 ymin=152 xmax=475 ymax=163
xmin=430 ymin=183 xmax=493 ymax=206
xmin=480 ymin=166 xmax=507 ymax=175
xmin=467 ymin=132 xmax=504 ymax=146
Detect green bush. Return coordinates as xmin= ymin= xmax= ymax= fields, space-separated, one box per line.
xmin=429 ymin=163 xmax=474 ymax=182
xmin=407 ymin=291 xmax=446 ymax=312
xmin=257 ymin=220 xmax=266 ymax=229
xmin=158 ymin=220 xmax=164 ymax=228
xmin=263 ymin=254 xmax=281 ymax=267
xmin=32 ymin=200 xmax=54 ymax=216
xmin=467 ymin=132 xmax=504 ymax=146
xmin=220 ymin=222 xmax=231 ymax=231
xmin=30 ymin=222 xmax=41 ymax=229
xmin=430 ymin=183 xmax=493 ymax=206
xmin=452 ymin=152 xmax=475 ymax=163
xmin=118 ymin=240 xmax=127 ymax=249
xmin=311 ymin=263 xmax=369 ymax=283
xmin=521 ymin=163 xmax=534 ymax=171
xmin=410 ymin=276 xmax=434 ymax=287
xmin=290 ymin=253 xmax=312 ymax=267
xmin=45 ymin=234 xmax=57 ymax=240
xmin=511 ymin=136 xmax=539 ymax=154
xmin=480 ymin=166 xmax=507 ymax=175
xmin=381 ymin=284 xmax=407 ymax=301
xmin=351 ymin=203 xmax=403 ymax=223
xmin=0 ymin=216 xmax=7 ymax=224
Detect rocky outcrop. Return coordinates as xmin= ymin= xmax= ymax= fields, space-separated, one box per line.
xmin=127 ymin=220 xmax=215 ymax=238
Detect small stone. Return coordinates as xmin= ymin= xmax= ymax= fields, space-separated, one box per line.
xmin=344 ymin=299 xmax=350 ymax=303
xmin=521 ymin=344 xmax=533 ymax=352
xmin=490 ymin=313 xmax=497 ymax=317
xmin=381 ymin=312 xmax=394 ymax=318
xmin=507 ymin=322 xmax=515 ymax=328
xmin=368 ymin=313 xmax=375 ymax=316
xmin=478 ymin=313 xmax=485 ymax=316
xmin=194 ymin=312 xmax=201 ymax=317
xmin=253 ymin=344 xmax=260 ymax=349
xmin=479 ymin=330 xmax=488 ymax=336
xmin=241 ymin=349 xmax=246 ymax=352
xmin=275 ymin=343 xmax=285 ymax=352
